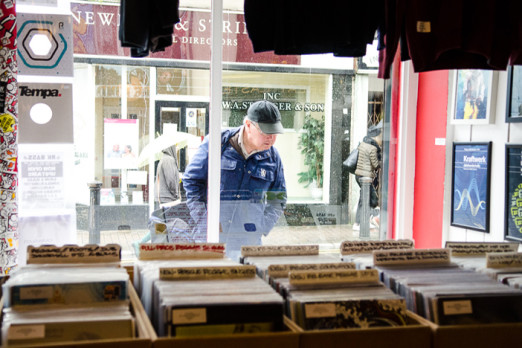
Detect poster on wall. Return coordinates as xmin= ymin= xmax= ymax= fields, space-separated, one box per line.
xmin=451 ymin=70 xmax=495 ymax=125
xmin=103 ymin=119 xmax=139 ymax=169
xmin=451 ymin=142 xmax=491 ymax=232
xmin=18 ymin=147 xmax=69 ymax=211
xmin=505 ymin=144 xmax=522 ymax=241
xmin=506 ymin=66 xmax=522 ymax=123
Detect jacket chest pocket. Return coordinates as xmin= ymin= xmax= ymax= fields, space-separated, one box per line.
xmin=221 ymin=158 xmax=239 ymax=187
xmin=251 ymin=166 xmax=275 ymax=188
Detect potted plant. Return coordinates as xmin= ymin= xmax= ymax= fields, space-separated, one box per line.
xmin=297 ymin=114 xmax=325 ymax=197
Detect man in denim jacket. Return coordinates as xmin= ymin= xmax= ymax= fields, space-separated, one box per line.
xmin=182 ymin=100 xmax=287 ymax=259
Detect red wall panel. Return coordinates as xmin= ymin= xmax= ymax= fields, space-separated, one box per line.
xmin=413 ymin=71 xmax=448 ymax=248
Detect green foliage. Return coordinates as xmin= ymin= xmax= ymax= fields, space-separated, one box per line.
xmin=297 ymin=114 xmax=325 ymax=188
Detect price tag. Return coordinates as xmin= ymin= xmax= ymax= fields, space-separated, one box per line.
xmin=289 ymin=269 xmax=379 ymax=286
xmin=241 ymin=245 xmax=319 ymax=257
xmin=160 ymin=265 xmax=256 ymax=280
xmin=341 ymin=240 xmax=414 ymax=255
xmin=139 ymin=243 xmax=225 ymax=260
xmin=373 ymin=249 xmax=450 ymax=266
xmin=268 ymin=262 xmax=355 ymax=278
xmin=27 ymin=244 xmax=121 ymax=264
xmin=446 ymin=242 xmax=519 ymax=256
xmin=486 ymin=252 xmax=522 ymax=268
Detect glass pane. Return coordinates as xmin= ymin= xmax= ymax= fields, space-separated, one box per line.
xmin=183 ymin=8 xmax=385 ymax=260
xmin=24 ymin=0 xmax=387 ymax=264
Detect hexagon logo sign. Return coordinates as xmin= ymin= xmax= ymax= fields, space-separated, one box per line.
xmin=17 ymin=12 xmax=73 ymax=77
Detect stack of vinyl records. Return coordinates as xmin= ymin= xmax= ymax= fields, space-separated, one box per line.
xmin=2 ymin=264 xmax=134 ymax=346
xmin=153 ymin=275 xmax=285 ymax=337
xmin=133 ymin=258 xmax=238 ymax=318
xmin=270 ymin=267 xmax=410 ymax=330
xmin=377 ymin=263 xmax=522 ymax=325
xmin=286 ymin=283 xmax=409 ymax=330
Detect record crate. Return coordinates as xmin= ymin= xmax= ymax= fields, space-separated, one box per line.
xmin=414 ymin=313 xmax=522 ymax=348
xmin=151 ymin=316 xmax=299 ymax=348
xmin=0 ymin=283 xmax=153 ymax=348
xmin=287 ymin=310 xmax=432 ymax=348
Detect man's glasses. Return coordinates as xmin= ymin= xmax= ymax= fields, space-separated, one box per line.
xmin=252 ymin=121 xmax=268 ymax=136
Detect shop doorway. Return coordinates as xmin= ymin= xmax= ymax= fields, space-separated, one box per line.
xmin=155 ymin=101 xmax=209 ymax=172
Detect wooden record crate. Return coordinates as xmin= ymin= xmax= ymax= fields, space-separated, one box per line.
xmin=0 ymin=283 xmax=153 ymax=348
xmin=290 ymin=310 xmax=432 ymax=348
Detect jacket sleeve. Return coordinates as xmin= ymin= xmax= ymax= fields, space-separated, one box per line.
xmin=370 ymin=146 xmax=380 ymax=170
xmin=181 ymin=137 xmax=210 ymax=234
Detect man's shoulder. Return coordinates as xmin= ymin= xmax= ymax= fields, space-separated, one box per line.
xmin=221 ymin=127 xmax=241 ymax=140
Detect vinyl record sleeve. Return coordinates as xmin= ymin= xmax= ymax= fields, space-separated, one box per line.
xmin=297 ymin=298 xmax=408 ymax=330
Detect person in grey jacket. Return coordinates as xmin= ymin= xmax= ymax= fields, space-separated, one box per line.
xmin=156 ymin=144 xmax=180 ymax=206
xmin=353 ymin=122 xmax=382 ymax=230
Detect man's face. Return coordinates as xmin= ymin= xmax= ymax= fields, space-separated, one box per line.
xmin=246 ymin=120 xmax=277 ymax=151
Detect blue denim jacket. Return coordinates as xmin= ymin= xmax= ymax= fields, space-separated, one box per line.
xmin=182 ymin=127 xmax=287 ymax=258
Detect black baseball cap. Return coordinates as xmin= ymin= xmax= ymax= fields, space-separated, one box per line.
xmin=246 ymin=100 xmax=284 ymax=134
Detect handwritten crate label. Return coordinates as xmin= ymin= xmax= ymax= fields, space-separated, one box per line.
xmin=241 ymin=245 xmax=319 ymax=257
xmin=172 ymin=308 xmax=207 ymax=325
xmin=268 ymin=262 xmax=355 ymax=278
xmin=8 ymin=325 xmax=45 ymax=340
xmin=27 ymin=244 xmax=121 ymax=264
xmin=20 ymin=286 xmax=53 ymax=300
xmin=373 ymin=249 xmax=450 ymax=266
xmin=304 ymin=303 xmax=336 ymax=318
xmin=341 ymin=240 xmax=414 ymax=255
xmin=486 ymin=252 xmax=522 ymax=268
xmin=442 ymin=300 xmax=473 ymax=315
xmin=446 ymin=242 xmax=519 ymax=256
xmin=139 ymin=243 xmax=225 ymax=260
xmin=289 ymin=269 xmax=379 ymax=286
xmin=160 ymin=265 xmax=256 ymax=280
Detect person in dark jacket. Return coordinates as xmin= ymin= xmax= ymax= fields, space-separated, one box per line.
xmin=182 ymin=100 xmax=287 ymax=260
xmin=353 ymin=122 xmax=382 ymax=230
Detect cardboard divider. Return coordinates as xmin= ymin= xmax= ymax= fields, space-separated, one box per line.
xmin=296 ymin=311 xmax=431 ymax=348
xmin=413 ymin=312 xmax=522 ymax=348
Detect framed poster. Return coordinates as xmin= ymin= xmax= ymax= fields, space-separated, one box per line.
xmin=451 ymin=70 xmax=494 ymax=125
xmin=103 ymin=119 xmax=139 ymax=169
xmin=505 ymin=144 xmax=522 ymax=241
xmin=506 ymin=66 xmax=522 ymax=123
xmin=451 ymin=142 xmax=492 ymax=232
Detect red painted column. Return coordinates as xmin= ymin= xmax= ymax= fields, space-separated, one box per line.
xmin=412 ymin=71 xmax=449 ymax=248
xmin=386 ymin=51 xmax=401 ymax=239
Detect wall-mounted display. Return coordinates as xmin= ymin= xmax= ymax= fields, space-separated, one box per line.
xmin=451 ymin=142 xmax=491 ymax=232
xmin=506 ymin=66 xmax=522 ymax=123
xmin=505 ymin=144 xmax=522 ymax=242
xmin=451 ymin=70 xmax=495 ymax=125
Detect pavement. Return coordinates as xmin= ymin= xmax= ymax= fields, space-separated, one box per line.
xmin=78 ymin=224 xmax=380 ymax=262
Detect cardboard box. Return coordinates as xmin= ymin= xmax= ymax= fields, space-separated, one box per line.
xmin=415 ymin=313 xmax=522 ymax=348
xmin=152 ymin=316 xmax=300 ymax=348
xmin=296 ymin=311 xmax=431 ymax=348
xmin=1 ymin=284 xmax=152 ymax=348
